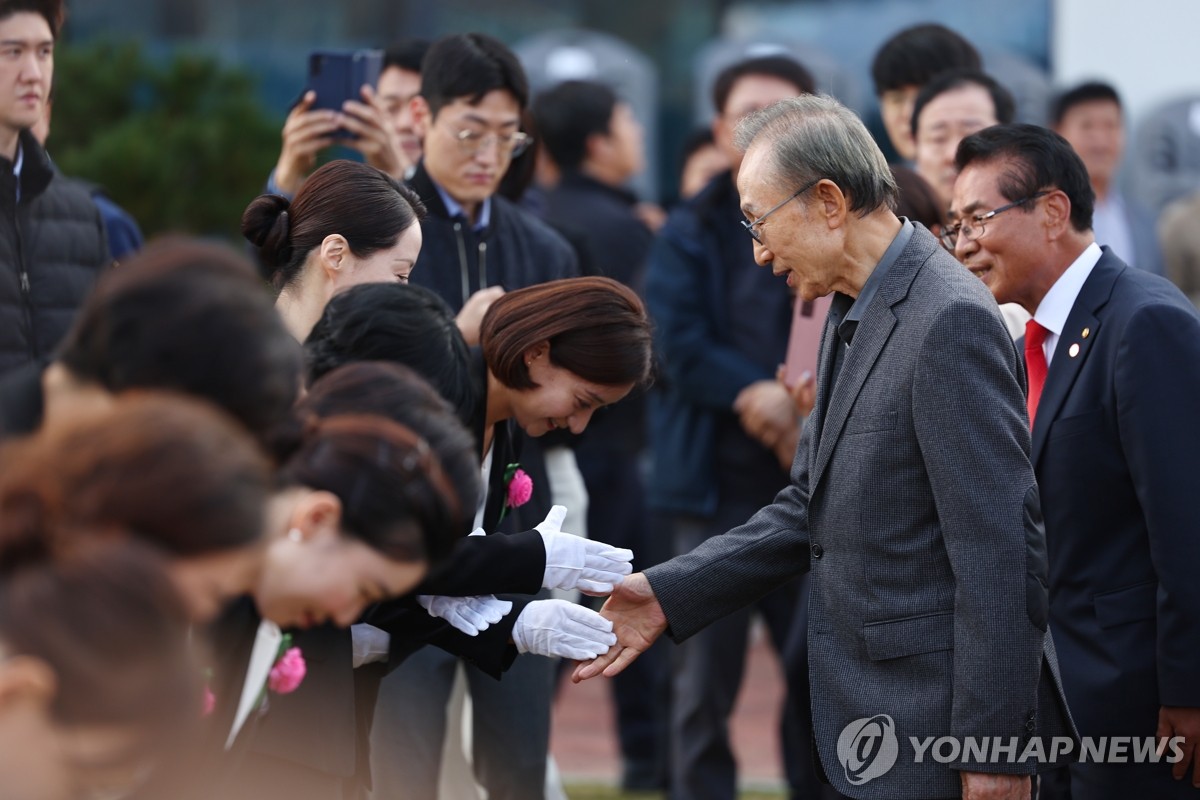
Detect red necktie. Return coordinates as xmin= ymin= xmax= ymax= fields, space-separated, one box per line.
xmin=1025 ymin=319 xmax=1050 ymax=428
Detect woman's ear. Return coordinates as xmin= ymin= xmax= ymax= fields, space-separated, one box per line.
xmin=523 ymin=341 xmax=550 ymax=368
xmin=287 ymin=490 xmax=343 ymax=544
xmin=318 ymin=234 xmax=350 ymax=281
xmin=0 ymin=656 xmax=56 ymax=711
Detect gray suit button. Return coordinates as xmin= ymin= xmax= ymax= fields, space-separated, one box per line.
xmin=811 ymin=543 xmax=824 ymax=559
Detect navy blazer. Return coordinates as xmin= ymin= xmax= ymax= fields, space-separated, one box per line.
xmin=1030 ymin=249 xmax=1200 ymax=742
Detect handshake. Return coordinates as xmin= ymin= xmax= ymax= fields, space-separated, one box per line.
xmin=416 ymin=506 xmax=633 ymax=661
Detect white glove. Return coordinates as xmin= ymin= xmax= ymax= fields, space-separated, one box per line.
xmin=537 ymin=505 xmax=633 ymax=594
xmin=511 ymin=599 xmax=617 ymax=660
xmin=350 ymin=623 xmax=392 ymax=668
xmin=416 ymin=594 xmax=513 ymax=636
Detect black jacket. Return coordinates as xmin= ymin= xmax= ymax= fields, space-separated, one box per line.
xmin=405 ymin=161 xmax=577 ymax=312
xmin=0 ymin=129 xmax=109 ymax=376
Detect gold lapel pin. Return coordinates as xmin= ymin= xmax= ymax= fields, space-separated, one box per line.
xmin=1069 ymin=343 xmax=1081 ymax=358
xmin=1081 ymin=327 xmax=1090 ymax=339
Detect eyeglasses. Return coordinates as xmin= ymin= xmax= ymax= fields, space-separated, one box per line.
xmin=740 ymin=178 xmax=822 ymax=243
xmin=446 ymin=125 xmax=531 ymax=159
xmin=940 ymin=191 xmax=1049 ymax=251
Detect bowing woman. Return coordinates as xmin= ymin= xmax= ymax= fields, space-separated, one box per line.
xmin=0 ymin=531 xmax=200 ymax=800
xmin=307 ymin=277 xmax=655 ymax=800
xmin=0 ymin=391 xmax=480 ymax=800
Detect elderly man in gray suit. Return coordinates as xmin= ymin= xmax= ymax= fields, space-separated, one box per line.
xmin=574 ymin=94 xmax=1075 ymax=800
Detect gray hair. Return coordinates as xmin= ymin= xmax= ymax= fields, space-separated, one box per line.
xmin=734 ymin=94 xmax=898 ymax=216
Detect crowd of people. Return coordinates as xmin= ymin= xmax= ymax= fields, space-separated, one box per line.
xmin=0 ymin=1 xmax=1197 ymax=799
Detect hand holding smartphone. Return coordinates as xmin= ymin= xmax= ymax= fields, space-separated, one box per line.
xmin=305 ymin=49 xmax=384 ymax=137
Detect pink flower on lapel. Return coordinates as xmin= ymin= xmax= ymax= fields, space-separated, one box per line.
xmin=267 ymin=646 xmax=306 ymax=694
xmin=506 ymin=467 xmax=533 ymax=508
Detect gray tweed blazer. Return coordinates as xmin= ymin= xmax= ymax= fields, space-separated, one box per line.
xmin=645 ymin=225 xmax=1076 ymax=799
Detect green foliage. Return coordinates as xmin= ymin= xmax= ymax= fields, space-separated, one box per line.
xmin=49 ymin=41 xmax=283 ymax=241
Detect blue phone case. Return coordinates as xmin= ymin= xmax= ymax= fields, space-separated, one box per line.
xmin=305 ymin=50 xmax=383 ymax=123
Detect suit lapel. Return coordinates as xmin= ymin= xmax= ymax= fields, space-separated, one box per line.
xmin=1030 ymin=253 xmax=1124 ymax=465
xmin=810 ymin=302 xmax=897 ymax=490
xmin=808 ymin=228 xmax=930 ymax=490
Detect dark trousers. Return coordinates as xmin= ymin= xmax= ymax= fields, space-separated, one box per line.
xmin=369 ymin=619 xmax=556 ymax=800
xmin=780 ymin=580 xmax=851 ymax=800
xmin=669 ymin=505 xmax=803 ymax=800
xmin=577 ymin=446 xmax=670 ymax=790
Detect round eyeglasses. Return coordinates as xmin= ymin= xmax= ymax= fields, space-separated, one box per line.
xmin=940 ymin=192 xmax=1049 ymax=251
xmin=447 ymin=126 xmax=531 ymax=159
xmin=740 ymin=177 xmax=822 ymax=244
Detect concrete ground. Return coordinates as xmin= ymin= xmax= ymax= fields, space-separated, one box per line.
xmin=551 ymin=625 xmax=788 ymax=794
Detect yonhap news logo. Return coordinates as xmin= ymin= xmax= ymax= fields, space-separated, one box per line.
xmin=836 ymin=715 xmax=899 ymax=785
xmin=835 ymin=714 xmax=1188 ymax=786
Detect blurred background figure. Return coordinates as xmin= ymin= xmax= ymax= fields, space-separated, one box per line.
xmin=911 ymin=69 xmax=1014 ymax=210
xmin=531 ymin=78 xmax=664 ymax=792
xmin=871 ymin=23 xmax=982 ymax=164
xmin=32 ymin=95 xmax=144 ymax=262
xmin=891 ymin=163 xmax=946 ymax=233
xmin=677 ymin=128 xmax=727 ymax=201
xmin=1159 ymin=191 xmax=1200 ymax=307
xmin=1052 ymin=81 xmax=1165 ymax=275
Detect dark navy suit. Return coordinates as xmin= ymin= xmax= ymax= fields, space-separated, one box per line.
xmin=1033 ymin=248 xmax=1200 ymax=799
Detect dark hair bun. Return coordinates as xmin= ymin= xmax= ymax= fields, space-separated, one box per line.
xmin=241 ymin=194 xmax=295 ymax=280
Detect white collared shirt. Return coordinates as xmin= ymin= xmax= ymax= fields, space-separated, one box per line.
xmin=226 ymin=619 xmax=283 ymax=749
xmin=1031 ymin=242 xmax=1104 ymax=366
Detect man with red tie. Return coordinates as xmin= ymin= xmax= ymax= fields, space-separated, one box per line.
xmin=949 ymin=123 xmax=1200 ymax=800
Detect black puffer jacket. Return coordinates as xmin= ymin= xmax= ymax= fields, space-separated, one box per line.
xmin=0 ymin=129 xmax=109 ymax=376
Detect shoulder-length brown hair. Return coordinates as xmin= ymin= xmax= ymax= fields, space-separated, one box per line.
xmin=481 ymin=276 xmax=652 ymax=391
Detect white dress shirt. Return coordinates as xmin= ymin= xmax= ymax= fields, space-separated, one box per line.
xmin=1031 ymin=242 xmax=1104 ymax=366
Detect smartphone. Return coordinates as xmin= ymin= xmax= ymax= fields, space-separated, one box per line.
xmin=783 ymin=293 xmax=833 ymax=386
xmin=305 ymin=49 xmax=383 ymax=135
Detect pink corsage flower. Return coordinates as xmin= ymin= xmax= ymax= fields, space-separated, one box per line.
xmin=202 ymin=685 xmax=216 ymax=717
xmin=268 ymin=645 xmax=307 ymax=694
xmin=505 ymin=465 xmax=533 ymax=508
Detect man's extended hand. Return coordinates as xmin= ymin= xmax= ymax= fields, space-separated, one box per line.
xmin=570 ymin=572 xmax=667 ymax=682
xmin=960 ymin=771 xmax=1029 ymax=800
xmin=1158 ymin=705 xmax=1200 ymax=786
